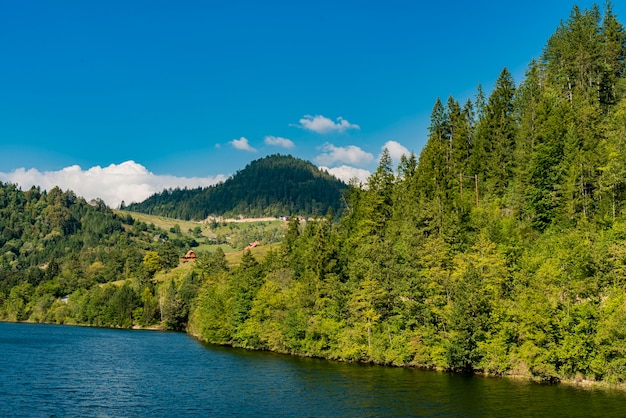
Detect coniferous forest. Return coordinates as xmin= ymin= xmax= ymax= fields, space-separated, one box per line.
xmin=3 ymin=3 xmax=626 ymax=386
xmin=124 ymin=154 xmax=348 ymax=220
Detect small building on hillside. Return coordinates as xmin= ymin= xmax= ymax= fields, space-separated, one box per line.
xmin=244 ymin=241 xmax=261 ymax=251
xmin=181 ymin=250 xmax=197 ymax=262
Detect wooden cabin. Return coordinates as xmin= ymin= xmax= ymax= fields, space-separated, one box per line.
xmin=181 ymin=250 xmax=197 ymax=262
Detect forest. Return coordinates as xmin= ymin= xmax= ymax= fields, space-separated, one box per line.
xmin=0 ymin=183 xmax=207 ymax=328
xmin=2 ymin=3 xmax=626 ymax=387
xmin=188 ymin=3 xmax=626 ymax=384
xmin=124 ymin=154 xmax=348 ymax=220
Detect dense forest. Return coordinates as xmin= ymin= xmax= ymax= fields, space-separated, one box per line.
xmin=187 ymin=3 xmax=626 ymax=384
xmin=0 ymin=183 xmax=200 ymax=328
xmin=2 ymin=3 xmax=626 ymax=388
xmin=124 ymin=154 xmax=348 ymax=220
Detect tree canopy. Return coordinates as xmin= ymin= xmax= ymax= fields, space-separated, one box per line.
xmin=125 ymin=154 xmax=348 ymax=220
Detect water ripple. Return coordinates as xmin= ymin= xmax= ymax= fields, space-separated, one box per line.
xmin=1 ymin=322 xmax=625 ymax=417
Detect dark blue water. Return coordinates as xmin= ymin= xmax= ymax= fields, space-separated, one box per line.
xmin=1 ymin=322 xmax=624 ymax=417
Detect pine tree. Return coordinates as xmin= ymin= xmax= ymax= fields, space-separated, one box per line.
xmin=543 ymin=5 xmax=603 ymax=105
xmin=449 ymin=97 xmax=475 ymax=177
xmin=416 ymin=98 xmax=451 ymax=235
xmin=471 ymin=67 xmax=517 ymax=197
xmin=599 ymin=1 xmax=626 ymax=108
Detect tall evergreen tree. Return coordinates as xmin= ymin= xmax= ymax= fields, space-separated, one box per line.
xmin=471 ymin=68 xmax=518 ymax=197
xmin=599 ymin=1 xmax=626 ymax=107
xmin=417 ymin=98 xmax=451 ymax=235
xmin=543 ymin=5 xmax=603 ymax=104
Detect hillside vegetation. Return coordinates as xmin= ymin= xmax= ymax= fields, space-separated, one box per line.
xmin=124 ymin=154 xmax=348 ymax=220
xmin=119 ymin=211 xmax=287 ymax=252
xmin=187 ymin=4 xmax=626 ymax=385
xmin=2 ymin=2 xmax=626 ymax=388
xmin=0 ymin=184 xmax=284 ymax=330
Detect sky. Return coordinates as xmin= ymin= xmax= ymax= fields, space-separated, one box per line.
xmin=1 ymin=0 xmax=624 ymax=208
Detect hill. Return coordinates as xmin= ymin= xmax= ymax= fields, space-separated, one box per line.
xmin=124 ymin=154 xmax=348 ymax=220
xmin=0 ymin=179 xmax=289 ymax=328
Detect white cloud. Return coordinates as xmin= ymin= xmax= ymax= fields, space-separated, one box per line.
xmin=264 ymin=135 xmax=295 ymax=149
xmin=381 ymin=140 xmax=411 ymax=165
xmin=319 ymin=165 xmax=371 ymax=184
xmin=0 ymin=161 xmax=228 ymax=208
xmin=315 ymin=142 xmax=374 ymax=167
xmin=230 ymin=137 xmax=257 ymax=152
xmin=295 ymin=115 xmax=360 ymax=134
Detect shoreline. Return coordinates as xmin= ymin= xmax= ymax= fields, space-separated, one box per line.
xmin=4 ymin=319 xmax=625 ymax=393
xmin=186 ymin=329 xmax=626 ymax=394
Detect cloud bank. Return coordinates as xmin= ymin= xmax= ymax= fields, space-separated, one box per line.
xmin=320 ymin=165 xmax=371 ymax=184
xmin=315 ymin=143 xmax=374 ymax=166
xmin=295 ymin=115 xmax=360 ymax=134
xmin=0 ymin=161 xmax=227 ymax=208
xmin=316 ymin=141 xmax=410 ymax=185
xmin=264 ymin=135 xmax=295 ymax=149
xmin=230 ymin=137 xmax=257 ymax=152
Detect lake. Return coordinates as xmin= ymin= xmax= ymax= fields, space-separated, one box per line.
xmin=0 ymin=322 xmax=624 ymax=417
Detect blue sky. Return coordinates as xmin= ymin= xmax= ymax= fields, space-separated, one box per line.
xmin=1 ymin=1 xmax=623 ymax=207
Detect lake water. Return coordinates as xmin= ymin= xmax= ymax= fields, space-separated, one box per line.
xmin=1 ymin=322 xmax=624 ymax=417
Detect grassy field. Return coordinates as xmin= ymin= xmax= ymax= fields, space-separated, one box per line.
xmin=144 ymin=241 xmax=281 ymax=287
xmin=108 ymin=237 xmax=281 ymax=288
xmin=116 ymin=210 xmax=206 ymax=237
xmin=116 ymin=210 xmax=288 ymax=253
xmin=223 ymin=242 xmax=281 ymax=266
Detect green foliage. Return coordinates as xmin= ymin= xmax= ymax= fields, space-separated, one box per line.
xmin=7 ymin=2 xmax=626 ymax=388
xmin=124 ymin=154 xmax=348 ymax=220
xmin=184 ymin=3 xmax=626 ymax=385
xmin=142 ymin=251 xmax=163 ymax=278
xmin=0 ymin=181 xmax=207 ymax=328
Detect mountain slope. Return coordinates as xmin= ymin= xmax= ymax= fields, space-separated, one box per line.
xmin=124 ymin=154 xmax=348 ymax=220
xmin=0 ymin=182 xmax=187 ymax=301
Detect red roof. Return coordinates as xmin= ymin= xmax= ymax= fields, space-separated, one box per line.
xmin=244 ymin=241 xmax=261 ymax=251
xmin=181 ymin=250 xmax=197 ymax=262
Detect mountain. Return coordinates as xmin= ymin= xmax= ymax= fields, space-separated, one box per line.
xmin=124 ymin=154 xmax=349 ymax=220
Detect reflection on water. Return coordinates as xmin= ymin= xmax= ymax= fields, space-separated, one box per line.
xmin=0 ymin=322 xmax=624 ymax=417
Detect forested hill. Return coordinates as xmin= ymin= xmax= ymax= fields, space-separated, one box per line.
xmin=186 ymin=4 xmax=626 ymax=385
xmin=124 ymin=154 xmax=348 ymax=220
xmin=0 ymin=182 xmax=202 ymax=327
